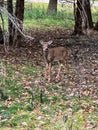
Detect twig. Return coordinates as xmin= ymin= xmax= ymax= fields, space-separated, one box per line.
xmin=0 ymin=6 xmax=34 ymax=41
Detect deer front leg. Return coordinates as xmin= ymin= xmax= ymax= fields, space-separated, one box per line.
xmin=44 ymin=63 xmax=48 ymax=79
xmin=48 ymin=63 xmax=51 ymax=82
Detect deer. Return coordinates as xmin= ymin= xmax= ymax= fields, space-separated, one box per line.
xmin=40 ymin=40 xmax=69 ymax=82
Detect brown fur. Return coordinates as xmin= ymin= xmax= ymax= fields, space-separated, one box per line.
xmin=40 ymin=40 xmax=69 ymax=82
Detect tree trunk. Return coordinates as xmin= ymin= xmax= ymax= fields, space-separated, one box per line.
xmin=0 ymin=0 xmax=4 ymax=6
xmin=14 ymin=0 xmax=24 ymax=47
xmin=47 ymin=0 xmax=57 ymax=14
xmin=7 ymin=0 xmax=13 ymax=46
xmin=15 ymin=0 xmax=24 ymax=21
xmin=0 ymin=0 xmax=4 ymax=44
xmin=0 ymin=26 xmax=4 ymax=44
xmin=73 ymin=0 xmax=83 ymax=35
xmin=84 ymin=0 xmax=93 ymax=29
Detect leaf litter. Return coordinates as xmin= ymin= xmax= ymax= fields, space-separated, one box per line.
xmin=0 ymin=28 xmax=98 ymax=129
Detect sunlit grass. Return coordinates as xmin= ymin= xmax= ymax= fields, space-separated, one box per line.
xmin=23 ymin=2 xmax=98 ymax=29
xmin=0 ymin=2 xmax=98 ymax=30
xmin=24 ymin=2 xmax=74 ymax=29
xmin=24 ymin=2 xmax=74 ymax=28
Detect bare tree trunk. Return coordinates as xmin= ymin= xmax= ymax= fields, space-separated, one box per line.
xmin=47 ymin=0 xmax=57 ymax=14
xmin=15 ymin=0 xmax=24 ymax=21
xmin=73 ymin=0 xmax=83 ymax=35
xmin=0 ymin=26 xmax=4 ymax=44
xmin=0 ymin=0 xmax=4 ymax=6
xmin=84 ymin=0 xmax=93 ymax=29
xmin=0 ymin=0 xmax=4 ymax=44
xmin=7 ymin=0 xmax=13 ymax=46
xmin=14 ymin=0 xmax=24 ymax=47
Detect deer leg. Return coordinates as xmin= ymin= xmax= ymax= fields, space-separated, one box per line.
xmin=65 ymin=60 xmax=69 ymax=73
xmin=44 ymin=63 xmax=48 ymax=79
xmin=56 ymin=64 xmax=62 ymax=79
xmin=48 ymin=63 xmax=51 ymax=82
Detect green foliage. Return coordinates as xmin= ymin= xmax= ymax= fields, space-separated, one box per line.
xmin=0 ymin=2 xmax=98 ymax=30
xmin=24 ymin=3 xmax=74 ymax=28
xmin=23 ymin=2 xmax=98 ymax=29
xmin=92 ymin=6 xmax=98 ymax=22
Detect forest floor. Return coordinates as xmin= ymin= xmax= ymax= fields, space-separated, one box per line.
xmin=0 ymin=28 xmax=98 ymax=130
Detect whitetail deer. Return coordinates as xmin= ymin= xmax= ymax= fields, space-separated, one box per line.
xmin=40 ymin=40 xmax=69 ymax=82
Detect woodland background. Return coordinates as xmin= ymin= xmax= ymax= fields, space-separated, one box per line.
xmin=0 ymin=0 xmax=98 ymax=129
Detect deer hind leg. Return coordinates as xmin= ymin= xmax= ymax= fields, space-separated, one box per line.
xmin=65 ymin=60 xmax=69 ymax=73
xmin=56 ymin=63 xmax=62 ymax=80
xmin=44 ymin=62 xmax=52 ymax=82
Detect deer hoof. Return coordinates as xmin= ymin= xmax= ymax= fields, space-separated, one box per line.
xmin=47 ymin=78 xmax=51 ymax=83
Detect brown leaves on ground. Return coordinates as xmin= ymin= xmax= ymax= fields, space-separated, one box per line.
xmin=0 ymin=28 xmax=98 ymax=129
xmin=0 ymin=29 xmax=98 ymax=99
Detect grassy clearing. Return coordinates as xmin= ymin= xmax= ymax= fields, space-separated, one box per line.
xmin=0 ymin=2 xmax=98 ymax=30
xmin=91 ymin=6 xmax=98 ymax=22
xmin=23 ymin=2 xmax=98 ymax=29
xmin=24 ymin=2 xmax=74 ymax=29
xmin=0 ymin=60 xmax=98 ymax=130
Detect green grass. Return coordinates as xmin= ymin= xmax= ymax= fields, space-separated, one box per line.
xmin=0 ymin=2 xmax=98 ymax=30
xmin=24 ymin=2 xmax=74 ymax=29
xmin=23 ymin=2 xmax=98 ymax=29
xmin=91 ymin=6 xmax=98 ymax=22
xmin=0 ymin=60 xmax=98 ymax=130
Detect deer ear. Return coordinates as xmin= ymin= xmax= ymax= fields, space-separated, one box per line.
xmin=39 ymin=40 xmax=44 ymax=45
xmin=48 ymin=40 xmax=53 ymax=45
